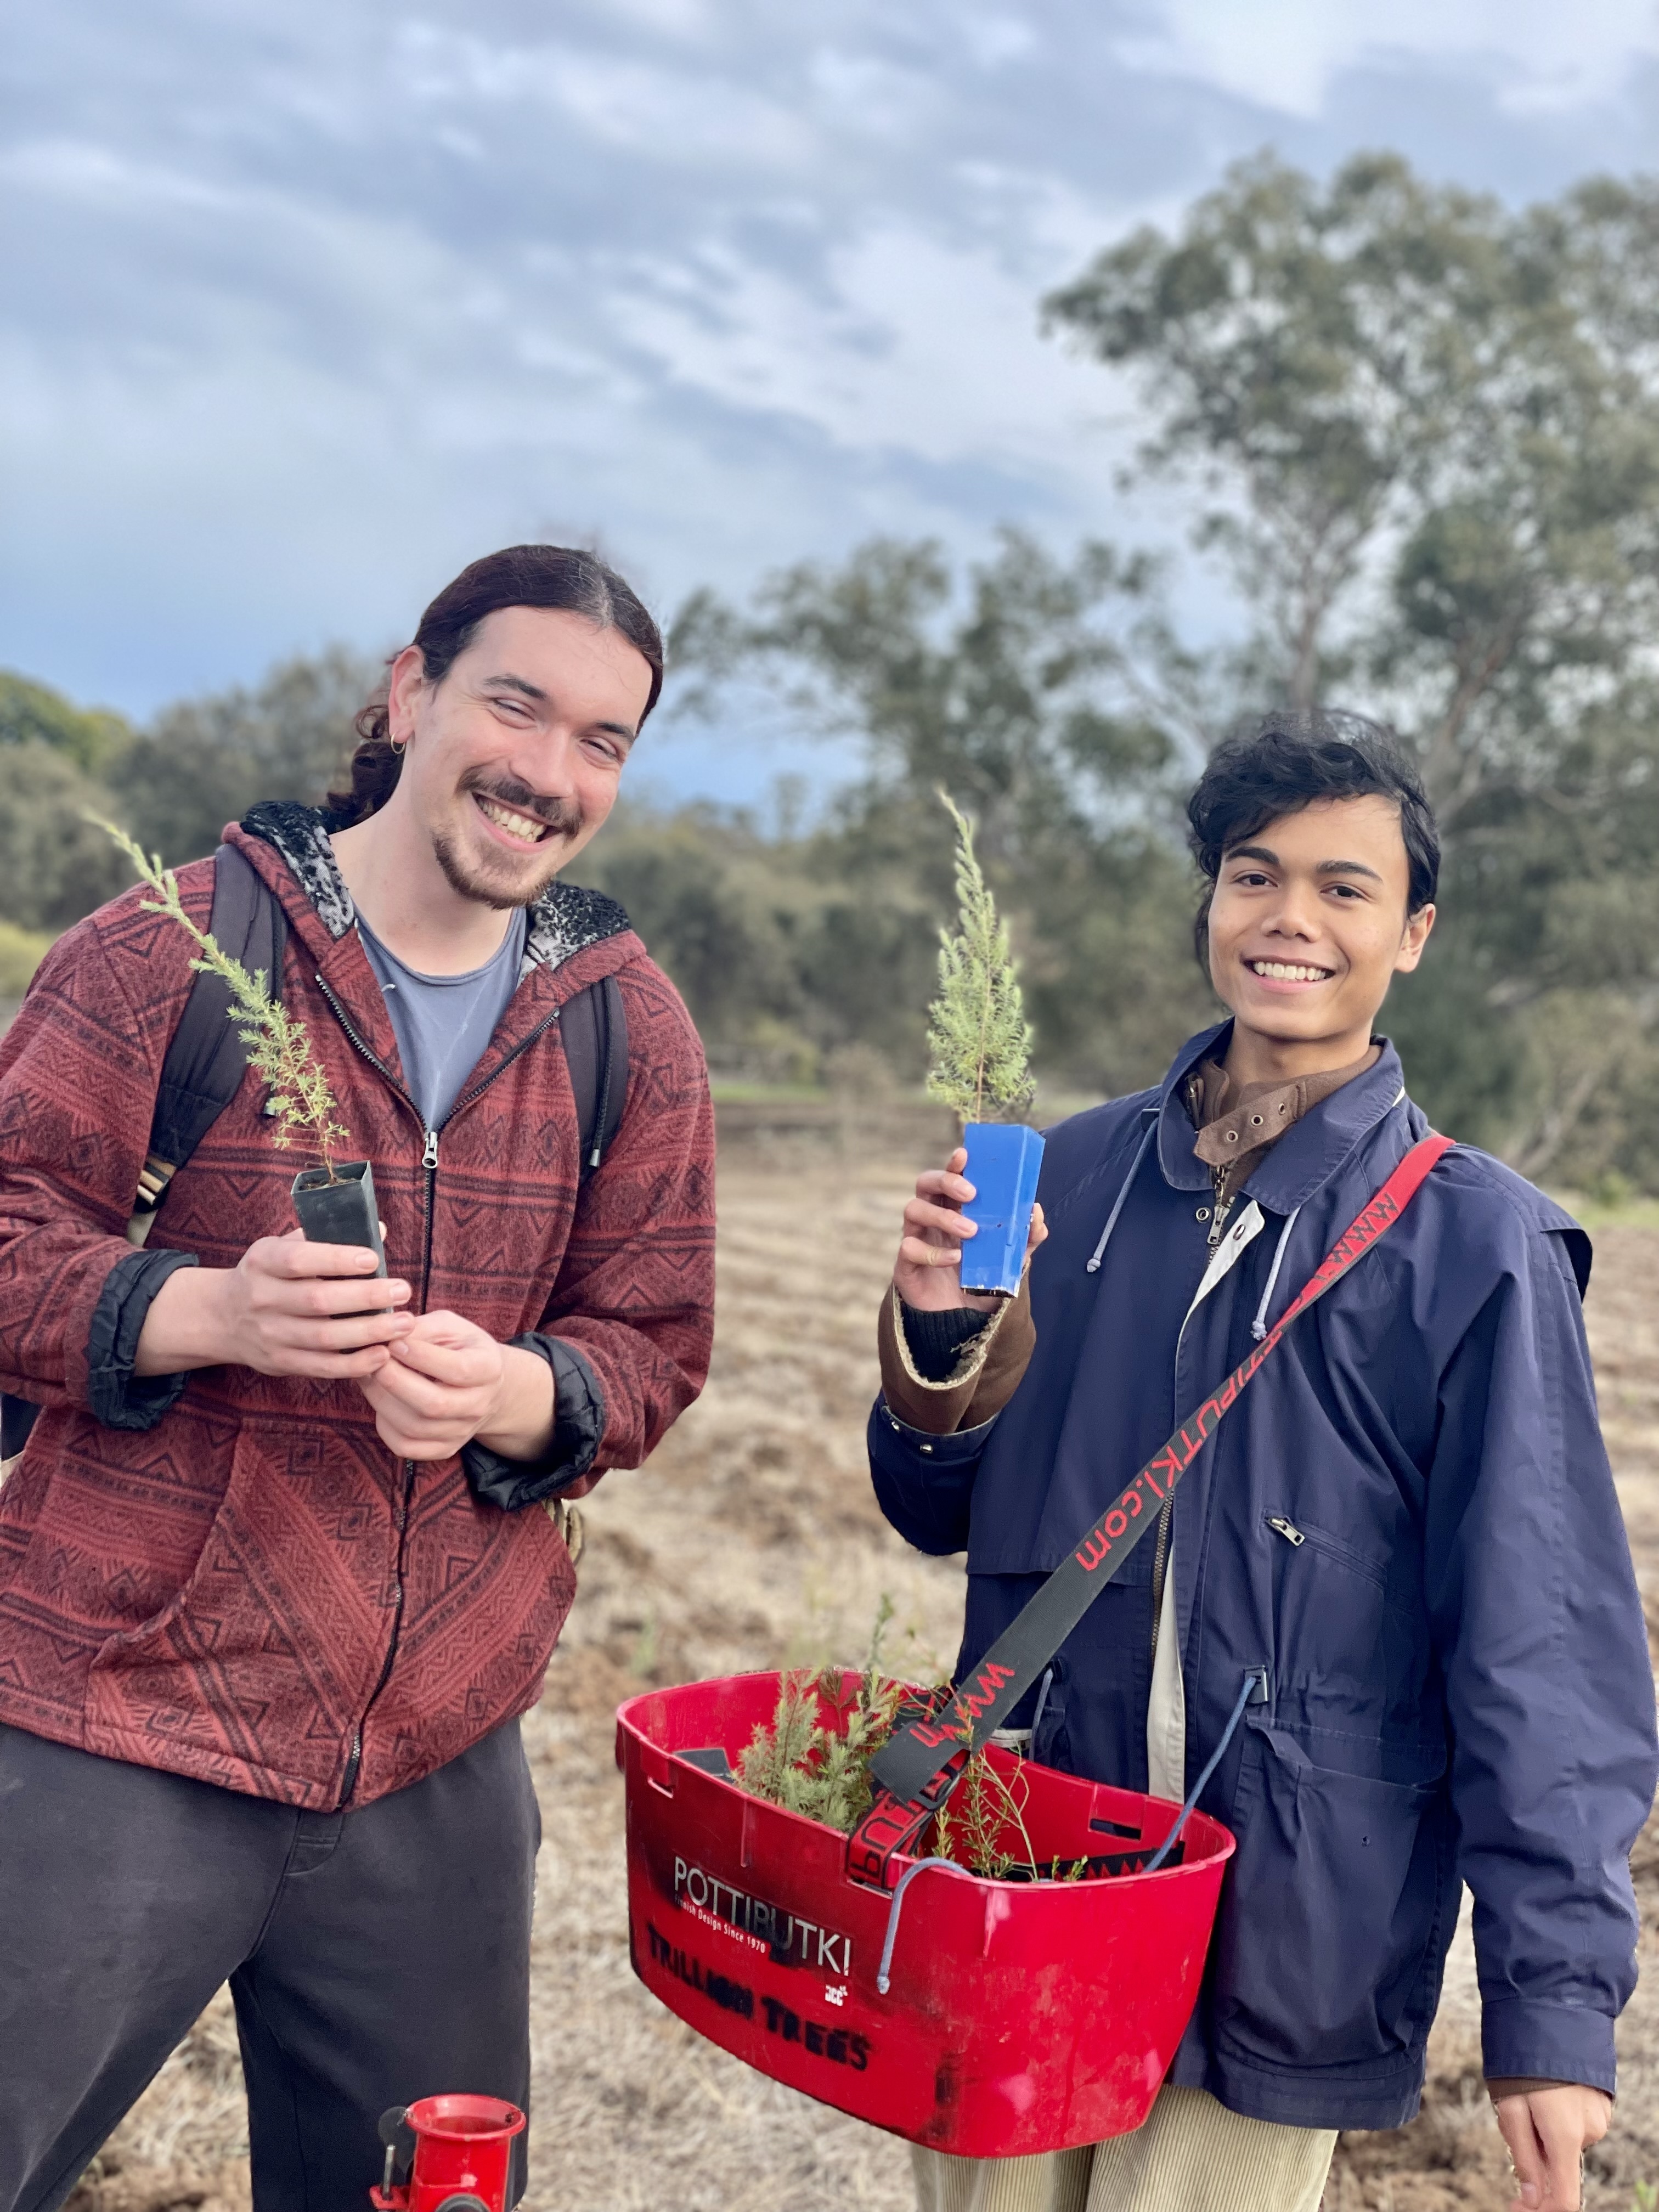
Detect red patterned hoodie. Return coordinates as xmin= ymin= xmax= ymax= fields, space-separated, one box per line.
xmin=0 ymin=803 xmax=714 ymax=1808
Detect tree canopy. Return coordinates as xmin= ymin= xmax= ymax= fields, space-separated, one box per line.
xmin=1043 ymin=151 xmax=1659 ymax=825
xmin=0 ymin=672 xmax=131 ymax=779
xmin=8 ymin=151 xmax=1659 ymax=1186
xmin=671 ymin=151 xmax=1659 ymax=1181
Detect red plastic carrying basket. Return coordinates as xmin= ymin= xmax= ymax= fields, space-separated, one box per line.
xmin=617 ymin=1672 xmax=1234 ymax=2157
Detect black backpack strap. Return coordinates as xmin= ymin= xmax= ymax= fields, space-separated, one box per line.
xmin=1 ymin=1395 xmax=37 ymax=1464
xmin=127 ymin=844 xmax=288 ymax=1245
xmin=4 ymin=847 xmax=287 ymax=1468
xmin=560 ymin=974 xmax=629 ymax=1183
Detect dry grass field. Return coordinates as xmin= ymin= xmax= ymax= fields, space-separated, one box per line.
xmin=67 ymin=1153 xmax=1659 ymax=2212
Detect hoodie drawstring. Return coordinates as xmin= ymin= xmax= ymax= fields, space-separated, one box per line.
xmin=1251 ymin=1207 xmax=1301 ymax=1340
xmin=1086 ymin=1121 xmax=1158 ymax=1275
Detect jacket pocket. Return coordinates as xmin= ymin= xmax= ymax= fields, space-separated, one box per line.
xmin=1212 ymin=1722 xmax=1448 ymax=2071
xmin=1263 ymin=1510 xmax=1423 ymax=1719
xmin=83 ymin=1425 xmax=386 ymax=1786
xmin=1263 ymin=1508 xmax=1381 ymax=1586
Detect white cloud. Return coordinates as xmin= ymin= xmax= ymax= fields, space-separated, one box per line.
xmin=5 ymin=0 xmax=1656 ymax=808
xmin=1119 ymin=0 xmax=1659 ymax=116
xmin=961 ymin=17 xmax=1038 ymax=70
xmin=609 ymin=221 xmax=1133 ymax=487
xmin=392 ymin=24 xmax=814 ymax=171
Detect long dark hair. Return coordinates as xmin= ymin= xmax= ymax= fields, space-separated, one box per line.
xmin=326 ymin=543 xmax=664 ymax=826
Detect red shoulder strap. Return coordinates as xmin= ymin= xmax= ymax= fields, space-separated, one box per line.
xmin=851 ymin=1131 xmax=1454 ymax=1886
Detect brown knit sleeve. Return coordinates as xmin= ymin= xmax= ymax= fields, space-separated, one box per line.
xmin=876 ymin=1278 xmax=1035 ymax=1436
xmin=1484 ymin=2078 xmax=1584 ymax=2101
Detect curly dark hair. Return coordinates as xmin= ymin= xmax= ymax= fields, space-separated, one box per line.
xmin=1186 ymin=708 xmax=1440 ymax=965
xmin=326 ymin=543 xmax=664 ymax=827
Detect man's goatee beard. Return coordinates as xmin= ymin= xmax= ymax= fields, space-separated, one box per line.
xmin=431 ymin=832 xmax=568 ymax=911
xmin=434 ymin=780 xmax=586 ymax=910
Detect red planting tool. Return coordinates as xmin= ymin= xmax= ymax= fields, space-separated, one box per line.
xmin=371 ymin=2096 xmax=526 ymax=2212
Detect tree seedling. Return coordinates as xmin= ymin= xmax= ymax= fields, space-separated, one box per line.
xmin=926 ymin=793 xmax=1035 ymax=1126
xmin=735 ymin=1602 xmax=1057 ymax=1881
xmin=924 ymin=794 xmax=1045 ymax=1295
xmin=100 ymin=821 xmax=350 ymax=1181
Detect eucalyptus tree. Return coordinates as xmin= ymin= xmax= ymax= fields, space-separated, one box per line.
xmin=1043 ymin=153 xmax=1659 ymax=841
xmin=109 ymin=646 xmax=375 ymax=868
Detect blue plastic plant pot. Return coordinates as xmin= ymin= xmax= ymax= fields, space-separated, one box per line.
xmin=959 ymin=1122 xmax=1045 ymax=1296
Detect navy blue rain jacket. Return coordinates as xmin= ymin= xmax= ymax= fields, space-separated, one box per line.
xmin=870 ymin=1025 xmax=1657 ymax=2130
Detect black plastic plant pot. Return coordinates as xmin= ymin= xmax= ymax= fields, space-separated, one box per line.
xmin=291 ymin=1160 xmax=387 ymax=1276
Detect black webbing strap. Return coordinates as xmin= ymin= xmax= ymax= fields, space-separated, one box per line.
xmin=4 ymin=847 xmax=289 ymax=1466
xmin=127 ymin=843 xmax=288 ymax=1246
xmin=845 ymin=1130 xmax=1454 ymax=1890
xmin=560 ymin=972 xmax=628 ymax=1182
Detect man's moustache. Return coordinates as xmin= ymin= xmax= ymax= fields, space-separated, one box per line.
xmin=465 ymin=778 xmax=585 ymax=834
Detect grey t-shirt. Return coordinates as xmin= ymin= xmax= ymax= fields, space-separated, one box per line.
xmin=357 ymin=908 xmax=528 ymax=1132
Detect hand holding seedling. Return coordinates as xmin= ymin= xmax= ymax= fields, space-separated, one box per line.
xmin=105 ymin=817 xmax=426 ymax=1387
xmin=135 ymin=1229 xmax=412 ymax=1381
xmin=895 ymin=1145 xmax=1046 ymax=1312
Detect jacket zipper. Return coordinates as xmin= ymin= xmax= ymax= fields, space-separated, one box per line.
xmin=313 ymin=971 xmax=564 ymax=1806
xmin=1153 ymin=1190 xmax=1247 ymax=1670
xmin=1265 ymin=1509 xmax=1393 ymax=1594
xmin=1188 ymin=1076 xmax=1233 ymax=1251
xmin=313 ymin=972 xmax=560 ymax=1300
xmin=1153 ymin=1231 xmax=1211 ymax=1676
xmin=1147 ymin=1500 xmax=1173 ymax=1672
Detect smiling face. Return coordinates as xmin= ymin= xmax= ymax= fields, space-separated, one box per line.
xmin=385 ymin=603 xmax=654 ymax=911
xmin=1205 ymin=793 xmax=1435 ymax=1075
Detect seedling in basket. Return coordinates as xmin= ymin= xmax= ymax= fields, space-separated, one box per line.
xmin=742 ymin=1676 xmax=1042 ymax=1878
xmin=926 ymin=793 xmax=1043 ymax=1294
xmin=101 ymin=822 xmax=386 ymax=1269
xmin=735 ymin=1601 xmax=1042 ymax=1880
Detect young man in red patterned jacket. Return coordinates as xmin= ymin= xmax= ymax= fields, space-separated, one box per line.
xmin=0 ymin=546 xmax=715 ymax=2210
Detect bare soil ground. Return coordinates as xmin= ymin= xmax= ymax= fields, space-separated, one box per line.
xmin=72 ymin=1166 xmax=1659 ymax=2212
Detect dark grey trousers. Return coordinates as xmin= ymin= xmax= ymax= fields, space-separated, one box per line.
xmin=0 ymin=1718 xmax=539 ymax=2212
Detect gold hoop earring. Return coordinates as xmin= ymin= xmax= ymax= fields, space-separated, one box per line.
xmin=388 ymin=733 xmax=407 ymax=754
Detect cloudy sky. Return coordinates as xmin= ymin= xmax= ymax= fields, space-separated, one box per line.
xmin=4 ymin=2 xmax=1657 ymax=799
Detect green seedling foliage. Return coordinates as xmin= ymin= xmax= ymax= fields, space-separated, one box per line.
xmin=736 ymin=1663 xmax=907 ymax=1836
xmin=99 ymin=820 xmax=349 ymax=1178
xmin=737 ymin=1597 xmax=1052 ymax=1880
xmin=926 ymin=793 xmax=1035 ymax=1124
xmin=926 ymin=1722 xmax=1039 ymax=1880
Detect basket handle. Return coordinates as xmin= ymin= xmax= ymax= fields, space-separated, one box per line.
xmin=1141 ymin=1669 xmax=1263 ymax=1874
xmin=870 ymin=1671 xmax=1262 ymax=2001
xmin=875 ymin=1858 xmax=981 ymax=1994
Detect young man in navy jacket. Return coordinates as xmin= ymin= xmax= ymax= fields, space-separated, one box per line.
xmin=873 ymin=714 xmax=1657 ymax=2212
